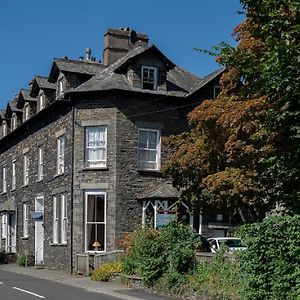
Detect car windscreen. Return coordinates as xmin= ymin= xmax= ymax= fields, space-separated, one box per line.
xmin=220 ymin=239 xmax=247 ymax=248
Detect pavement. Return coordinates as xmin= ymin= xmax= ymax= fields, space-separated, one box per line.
xmin=0 ymin=264 xmax=178 ymax=300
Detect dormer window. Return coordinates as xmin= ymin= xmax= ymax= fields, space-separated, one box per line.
xmin=142 ymin=66 xmax=157 ymax=91
xmin=39 ymin=93 xmax=45 ymax=111
xmin=3 ymin=121 xmax=7 ymax=137
xmin=213 ymin=85 xmax=221 ymax=99
xmin=24 ymin=103 xmax=30 ymax=121
xmin=11 ymin=114 xmax=17 ymax=130
xmin=57 ymin=77 xmax=64 ymax=98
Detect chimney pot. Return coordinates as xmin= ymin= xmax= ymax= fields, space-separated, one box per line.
xmin=86 ymin=48 xmax=92 ymax=61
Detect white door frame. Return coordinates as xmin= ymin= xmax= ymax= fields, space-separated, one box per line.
xmin=35 ymin=197 xmax=44 ymax=265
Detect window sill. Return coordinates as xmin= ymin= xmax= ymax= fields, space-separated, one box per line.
xmin=50 ymin=243 xmax=68 ymax=247
xmin=21 ymin=184 xmax=29 ymax=188
xmin=86 ymin=250 xmax=106 ymax=254
xmin=1 ymin=191 xmax=7 ymax=195
xmin=137 ymin=169 xmax=162 ymax=174
xmin=53 ymin=172 xmax=65 ymax=179
xmin=10 ymin=188 xmax=16 ymax=192
xmin=21 ymin=236 xmax=28 ymax=240
xmin=82 ymin=167 xmax=108 ymax=171
xmin=36 ymin=179 xmax=44 ymax=183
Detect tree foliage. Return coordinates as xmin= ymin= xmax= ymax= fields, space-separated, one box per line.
xmin=165 ymin=0 xmax=300 ymax=213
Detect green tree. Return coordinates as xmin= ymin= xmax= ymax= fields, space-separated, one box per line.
xmin=165 ymin=0 xmax=300 ymax=214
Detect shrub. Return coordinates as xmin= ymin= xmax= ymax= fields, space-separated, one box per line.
xmin=238 ymin=214 xmax=300 ymax=300
xmin=156 ymin=270 xmax=189 ymax=295
xmin=121 ymin=222 xmax=199 ymax=286
xmin=90 ymin=261 xmax=122 ymax=281
xmin=121 ymin=227 xmax=165 ymax=284
xmin=192 ymin=251 xmax=243 ymax=300
xmin=17 ymin=255 xmax=26 ymax=267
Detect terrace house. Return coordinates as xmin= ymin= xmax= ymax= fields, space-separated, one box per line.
xmin=0 ymin=28 xmax=224 ymax=271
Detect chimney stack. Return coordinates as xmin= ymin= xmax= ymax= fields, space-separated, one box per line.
xmin=103 ymin=28 xmax=149 ymax=66
xmin=86 ymin=48 xmax=92 ymax=61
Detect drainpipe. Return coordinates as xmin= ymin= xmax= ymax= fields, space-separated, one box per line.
xmin=70 ymin=102 xmax=75 ymax=274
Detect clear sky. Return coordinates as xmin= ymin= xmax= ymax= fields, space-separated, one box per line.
xmin=0 ymin=0 xmax=244 ymax=109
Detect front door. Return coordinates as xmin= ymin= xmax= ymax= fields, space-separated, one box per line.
xmin=35 ymin=197 xmax=44 ymax=265
xmin=7 ymin=213 xmax=16 ymax=253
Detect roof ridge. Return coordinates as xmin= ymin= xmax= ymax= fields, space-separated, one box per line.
xmin=54 ymin=57 xmax=105 ymax=67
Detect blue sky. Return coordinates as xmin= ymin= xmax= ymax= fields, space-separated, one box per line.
xmin=0 ymin=0 xmax=244 ymax=109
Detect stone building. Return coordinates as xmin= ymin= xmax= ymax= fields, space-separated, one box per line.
xmin=0 ymin=28 xmax=224 ymax=271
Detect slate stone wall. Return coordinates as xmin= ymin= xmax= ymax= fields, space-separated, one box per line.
xmin=0 ymin=101 xmax=73 ymax=271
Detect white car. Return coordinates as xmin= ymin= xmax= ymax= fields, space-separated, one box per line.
xmin=207 ymin=237 xmax=247 ymax=253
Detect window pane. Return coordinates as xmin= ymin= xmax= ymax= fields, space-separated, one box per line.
xmin=95 ymin=195 xmax=105 ymax=222
xmin=86 ymin=224 xmax=105 ymax=251
xmin=87 ymin=195 xmax=96 ymax=222
xmin=148 ymin=132 xmax=158 ymax=149
xmin=87 ymin=194 xmax=105 ymax=222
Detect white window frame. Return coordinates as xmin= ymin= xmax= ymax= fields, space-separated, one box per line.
xmin=57 ymin=77 xmax=64 ymax=98
xmin=2 ymin=165 xmax=7 ymax=193
xmin=39 ymin=93 xmax=45 ymax=111
xmin=3 ymin=121 xmax=7 ymax=137
xmin=11 ymin=159 xmax=16 ymax=190
xmin=11 ymin=114 xmax=17 ymax=130
xmin=85 ymin=191 xmax=106 ymax=253
xmin=53 ymin=196 xmax=59 ymax=244
xmin=23 ymin=203 xmax=29 ymax=238
xmin=137 ymin=128 xmax=161 ymax=171
xmin=23 ymin=154 xmax=29 ymax=186
xmin=24 ymin=103 xmax=30 ymax=121
xmin=85 ymin=126 xmax=107 ymax=168
xmin=57 ymin=136 xmax=65 ymax=175
xmin=141 ymin=66 xmax=158 ymax=91
xmin=37 ymin=146 xmax=44 ymax=181
xmin=142 ymin=200 xmax=192 ymax=229
xmin=61 ymin=194 xmax=67 ymax=244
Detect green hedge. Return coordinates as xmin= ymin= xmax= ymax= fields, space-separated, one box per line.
xmin=238 ymin=214 xmax=300 ymax=300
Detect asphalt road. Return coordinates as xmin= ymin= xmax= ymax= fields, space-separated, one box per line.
xmin=0 ymin=269 xmax=120 ymax=300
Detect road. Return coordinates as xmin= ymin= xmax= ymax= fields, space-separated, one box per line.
xmin=0 ymin=269 xmax=121 ymax=300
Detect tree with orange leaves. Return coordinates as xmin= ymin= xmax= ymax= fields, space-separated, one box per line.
xmin=165 ymin=0 xmax=300 ymax=215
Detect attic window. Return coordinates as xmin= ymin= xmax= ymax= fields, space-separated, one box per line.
xmin=141 ymin=66 xmax=157 ymax=91
xmin=3 ymin=121 xmax=7 ymax=136
xmin=213 ymin=85 xmax=221 ymax=99
xmin=39 ymin=94 xmax=45 ymax=111
xmin=24 ymin=103 xmax=30 ymax=121
xmin=57 ymin=77 xmax=64 ymax=98
xmin=11 ymin=114 xmax=17 ymax=130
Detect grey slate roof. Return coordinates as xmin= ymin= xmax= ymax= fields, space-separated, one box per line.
xmin=35 ymin=76 xmax=55 ymax=90
xmin=49 ymin=59 xmax=106 ymax=82
xmin=167 ymin=66 xmax=202 ymax=92
xmin=188 ymin=67 xmax=225 ymax=96
xmin=110 ymin=44 xmax=175 ymax=73
xmin=8 ymin=99 xmax=22 ymax=113
xmin=70 ymin=72 xmax=186 ymax=97
xmin=20 ymin=89 xmax=37 ymax=102
xmin=69 ymin=45 xmax=200 ymax=96
xmin=137 ymin=182 xmax=181 ymax=200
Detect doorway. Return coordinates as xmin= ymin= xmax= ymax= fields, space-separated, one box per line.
xmin=34 ymin=197 xmax=44 ymax=265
